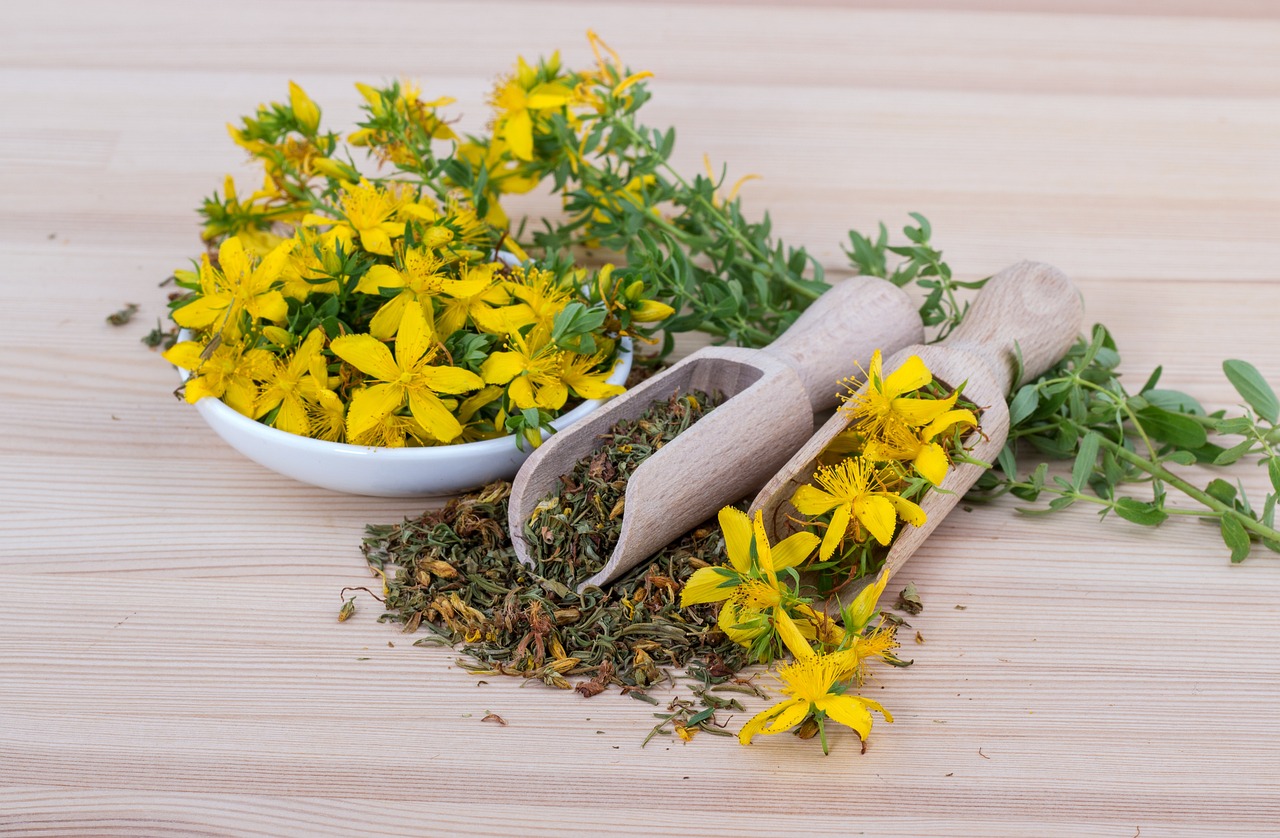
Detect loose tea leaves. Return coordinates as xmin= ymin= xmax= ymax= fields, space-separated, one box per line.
xmin=361 ymin=390 xmax=746 ymax=694
xmin=524 ymin=389 xmax=723 ymax=577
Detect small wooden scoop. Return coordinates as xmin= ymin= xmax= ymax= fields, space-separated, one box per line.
xmin=509 ymin=276 xmax=925 ymax=589
xmin=751 ymin=260 xmax=1084 ymax=592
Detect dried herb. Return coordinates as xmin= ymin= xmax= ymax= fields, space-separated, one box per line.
xmin=361 ymin=391 xmax=747 ymax=694
xmin=896 ymin=582 xmax=924 ymax=615
xmin=106 ymin=303 xmax=139 ymax=326
xmin=524 ymin=390 xmax=722 ymax=577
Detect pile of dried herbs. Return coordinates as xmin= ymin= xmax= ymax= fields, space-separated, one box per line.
xmin=360 ymin=390 xmax=752 ymax=697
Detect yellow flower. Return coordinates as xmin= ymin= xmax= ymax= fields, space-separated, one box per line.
xmin=558 ymin=351 xmax=624 ymax=402
xmin=480 ymin=329 xmax=567 ymax=411
xmin=330 ymin=303 xmax=482 ymax=443
xmin=738 ymin=650 xmax=893 ymax=753
xmin=436 ymin=263 xmax=520 ymax=337
xmin=356 ymin=248 xmax=450 ymax=340
xmin=279 ymin=229 xmax=340 ymax=300
xmin=164 ymin=337 xmax=271 ymax=417
xmin=680 ymin=507 xmax=819 ymax=660
xmin=791 ymin=457 xmax=927 ymax=559
xmin=863 ymin=410 xmax=977 ymax=486
xmin=488 ymin=58 xmax=574 ymax=161
xmin=841 ymin=349 xmax=959 ymax=434
xmin=172 ymin=236 xmax=293 ymax=334
xmin=302 ymin=179 xmax=406 ymax=257
xmin=254 ymin=329 xmax=327 ymax=436
xmin=306 ymin=389 xmax=346 ymax=443
xmin=503 ymin=266 xmax=574 ymax=334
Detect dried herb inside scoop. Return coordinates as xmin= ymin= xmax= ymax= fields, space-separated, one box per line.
xmin=361 ymin=389 xmax=746 ymax=693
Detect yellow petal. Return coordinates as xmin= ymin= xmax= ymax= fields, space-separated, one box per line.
xmin=407 ymin=389 xmax=463 ymax=442
xmin=771 ymin=530 xmax=819 ymax=571
xmin=360 ymin=226 xmax=394 ymax=257
xmin=612 ymin=71 xmax=653 ymax=96
xmin=820 ymin=503 xmax=851 ymax=561
xmin=791 ymin=484 xmax=842 ymax=517
xmin=250 ymin=290 xmax=288 ymax=323
xmin=217 ymin=236 xmax=247 ymax=278
xmin=763 ymin=699 xmax=812 ymax=734
xmin=171 ymin=295 xmax=227 ymax=330
xmin=922 ymin=408 xmax=977 ymax=441
xmin=678 ymin=566 xmax=737 ymax=606
xmin=505 ymin=109 xmax=534 ymax=161
xmin=272 ymin=395 xmax=311 ymax=436
xmin=480 ymin=351 xmax=526 ymax=385
xmin=814 ymin=695 xmax=873 ymax=741
xmin=357 ymin=264 xmax=407 ymax=295
xmin=739 ymin=700 xmax=802 ymax=745
xmin=508 ymin=376 xmax=537 ymax=410
xmin=526 ymin=82 xmax=573 ymax=109
xmin=288 ymin=80 xmax=320 ymax=134
xmin=368 ymin=292 xmax=412 ymax=341
xmin=331 ymin=334 xmax=400 ymax=382
xmin=893 ymin=393 xmax=959 ymax=427
xmin=913 ymin=441 xmax=950 ymax=486
xmin=883 ymin=354 xmax=931 ymax=398
xmin=534 ymin=379 xmax=569 ymax=411
xmin=718 ymin=506 xmax=753 ymax=574
xmin=774 ymin=608 xmax=816 ymax=660
xmin=162 ymin=340 xmax=207 ymax=371
xmin=854 ymin=495 xmax=897 ymax=546
xmin=886 ymin=494 xmax=927 ymax=528
xmin=394 ymin=303 xmax=433 ymax=369
xmin=345 ymin=383 xmax=404 ymax=439
xmin=418 ymin=365 xmax=484 ymax=395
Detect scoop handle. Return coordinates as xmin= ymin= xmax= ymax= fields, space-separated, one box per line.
xmin=942 ymin=260 xmax=1083 ymax=396
xmin=760 ymin=277 xmax=924 ymax=411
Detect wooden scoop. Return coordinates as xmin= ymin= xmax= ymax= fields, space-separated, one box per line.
xmin=509 ymin=276 xmax=925 ymax=589
xmin=751 ymin=260 xmax=1084 ymax=592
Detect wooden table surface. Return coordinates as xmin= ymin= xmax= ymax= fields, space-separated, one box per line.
xmin=3 ymin=2 xmax=1279 ymax=835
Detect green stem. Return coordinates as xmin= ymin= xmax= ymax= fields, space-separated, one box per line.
xmin=1095 ymin=435 xmax=1280 ymax=543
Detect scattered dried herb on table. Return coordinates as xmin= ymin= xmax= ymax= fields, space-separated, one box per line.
xmin=361 ymin=390 xmax=749 ymax=696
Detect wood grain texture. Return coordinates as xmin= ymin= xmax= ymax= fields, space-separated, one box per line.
xmin=2 ymin=1 xmax=1280 ymax=836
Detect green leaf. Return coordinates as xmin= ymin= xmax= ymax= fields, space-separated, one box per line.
xmin=1072 ymin=432 xmax=1101 ymax=492
xmin=1140 ymin=389 xmax=1205 ymax=415
xmin=1048 ymin=495 xmax=1076 ymax=512
xmin=1135 ymin=406 xmax=1208 ymax=448
xmin=1223 ymin=359 xmax=1279 ymax=424
xmin=1269 ymin=457 xmax=1280 ymax=493
xmin=1214 ymin=416 xmax=1254 ymax=435
xmin=1008 ymin=384 xmax=1039 ymax=427
xmin=997 ymin=443 xmax=1018 ymax=481
xmin=1213 ymin=439 xmax=1253 ymax=466
xmin=1205 ymin=478 xmax=1237 ymax=505
xmin=1113 ymin=498 xmax=1168 ymax=527
xmin=1139 ymin=365 xmax=1163 ymax=394
xmin=1220 ymin=515 xmax=1251 ymax=563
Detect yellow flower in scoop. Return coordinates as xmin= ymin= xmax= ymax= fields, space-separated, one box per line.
xmin=331 ymin=303 xmax=482 ymax=443
xmin=863 ymin=411 xmax=977 ymax=486
xmin=163 ymin=336 xmax=271 ymax=417
xmin=791 ymin=458 xmax=926 ymax=560
xmin=841 ymin=349 xmax=960 ymax=433
xmin=738 ymin=649 xmax=893 ymax=753
xmin=680 ymin=507 xmax=819 ymax=660
xmin=254 ymin=328 xmax=328 ymax=436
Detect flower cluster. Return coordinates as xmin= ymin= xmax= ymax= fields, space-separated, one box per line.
xmin=793 ymin=349 xmax=978 ymax=586
xmin=680 ymin=507 xmax=900 ymax=753
xmin=167 ymin=79 xmax=674 ymax=448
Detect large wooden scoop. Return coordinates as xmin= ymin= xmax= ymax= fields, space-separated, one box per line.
xmin=509 ymin=276 xmax=925 ymax=589
xmin=751 ymin=260 xmax=1083 ymax=591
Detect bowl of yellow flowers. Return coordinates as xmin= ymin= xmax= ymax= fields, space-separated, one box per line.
xmin=166 ymin=235 xmax=649 ymax=496
xmin=161 ymin=80 xmax=671 ymax=495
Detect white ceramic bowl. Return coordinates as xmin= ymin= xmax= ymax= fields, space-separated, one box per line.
xmin=176 ymin=336 xmax=632 ymax=497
